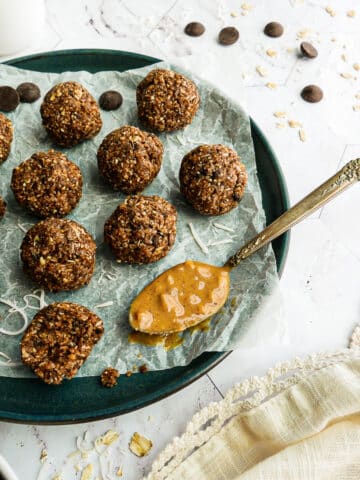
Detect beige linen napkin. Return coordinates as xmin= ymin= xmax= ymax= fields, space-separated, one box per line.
xmin=145 ymin=347 xmax=360 ymax=480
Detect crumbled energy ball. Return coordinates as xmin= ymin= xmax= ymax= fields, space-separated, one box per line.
xmin=100 ymin=367 xmax=120 ymax=388
xmin=21 ymin=302 xmax=104 ymax=384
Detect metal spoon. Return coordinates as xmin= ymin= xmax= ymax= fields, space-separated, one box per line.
xmin=129 ymin=159 xmax=360 ymax=335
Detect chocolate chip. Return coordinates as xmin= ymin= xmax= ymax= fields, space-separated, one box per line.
xmin=184 ymin=22 xmax=205 ymax=37
xmin=300 ymin=42 xmax=318 ymax=59
xmin=301 ymin=85 xmax=323 ymax=103
xmin=264 ymin=22 xmax=284 ymax=38
xmin=0 ymin=86 xmax=19 ymax=112
xmin=16 ymin=82 xmax=41 ymax=103
xmin=218 ymin=27 xmax=239 ymax=46
xmin=99 ymin=90 xmax=123 ymax=111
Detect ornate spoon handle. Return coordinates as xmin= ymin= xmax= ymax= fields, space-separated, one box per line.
xmin=227 ymin=158 xmax=360 ymax=267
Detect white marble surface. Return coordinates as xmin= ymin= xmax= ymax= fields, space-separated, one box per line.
xmin=0 ymin=1 xmax=359 ymax=479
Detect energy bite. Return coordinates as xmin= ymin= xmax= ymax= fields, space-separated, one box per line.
xmin=11 ymin=150 xmax=83 ymax=218
xmin=104 ymin=195 xmax=177 ymax=264
xmin=97 ymin=126 xmax=163 ymax=194
xmin=21 ymin=218 xmax=96 ymax=292
xmin=136 ymin=69 xmax=200 ymax=132
xmin=40 ymin=81 xmax=102 ymax=147
xmin=0 ymin=112 xmax=13 ymax=164
xmin=21 ymin=302 xmax=104 ymax=385
xmin=0 ymin=196 xmax=6 ymax=219
xmin=180 ymin=145 xmax=248 ymax=215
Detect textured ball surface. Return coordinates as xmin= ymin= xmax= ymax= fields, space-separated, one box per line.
xmin=97 ymin=126 xmax=163 ymax=194
xmin=104 ymin=195 xmax=177 ymax=264
xmin=180 ymin=144 xmax=248 ymax=215
xmin=137 ymin=69 xmax=200 ymax=132
xmin=21 ymin=218 xmax=96 ymax=292
xmin=40 ymin=81 xmax=102 ymax=147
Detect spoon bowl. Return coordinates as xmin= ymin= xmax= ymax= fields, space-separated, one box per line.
xmin=129 ymin=261 xmax=230 ymax=334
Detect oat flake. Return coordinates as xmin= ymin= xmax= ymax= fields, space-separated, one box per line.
xmin=325 ymin=6 xmax=336 ymax=17
xmin=256 ymin=66 xmax=268 ymax=77
xmin=129 ymin=432 xmax=153 ymax=457
xmin=288 ymin=120 xmax=302 ymax=128
xmin=266 ymin=49 xmax=277 ymax=57
xmin=340 ymin=72 xmax=353 ymax=79
xmin=81 ymin=464 xmax=93 ymax=480
xmin=299 ymin=129 xmax=306 ymax=142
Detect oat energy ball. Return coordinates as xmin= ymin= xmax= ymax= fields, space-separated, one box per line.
xmin=0 ymin=196 xmax=6 ymax=219
xmin=180 ymin=144 xmax=248 ymax=215
xmin=97 ymin=126 xmax=163 ymax=194
xmin=40 ymin=81 xmax=102 ymax=147
xmin=11 ymin=150 xmax=83 ymax=218
xmin=21 ymin=302 xmax=104 ymax=385
xmin=136 ymin=69 xmax=200 ymax=132
xmin=21 ymin=218 xmax=96 ymax=292
xmin=104 ymin=195 xmax=177 ymax=264
xmin=0 ymin=112 xmax=13 ymax=164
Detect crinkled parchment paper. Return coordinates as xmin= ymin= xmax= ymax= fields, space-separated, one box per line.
xmin=0 ymin=61 xmax=281 ymax=378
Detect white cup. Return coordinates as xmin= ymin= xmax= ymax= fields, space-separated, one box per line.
xmin=0 ymin=0 xmax=45 ymax=56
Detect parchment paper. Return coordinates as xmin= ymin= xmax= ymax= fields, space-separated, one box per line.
xmin=0 ymin=61 xmax=281 ymax=378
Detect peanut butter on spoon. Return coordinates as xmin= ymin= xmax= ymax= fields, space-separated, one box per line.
xmin=130 ymin=261 xmax=230 ymax=335
xmin=129 ymin=159 xmax=360 ymax=335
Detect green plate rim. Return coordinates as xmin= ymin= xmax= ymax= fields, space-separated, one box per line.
xmin=0 ymin=49 xmax=290 ymax=424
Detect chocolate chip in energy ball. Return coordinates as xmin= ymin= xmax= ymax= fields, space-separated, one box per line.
xmin=99 ymin=90 xmax=123 ymax=111
xmin=301 ymin=85 xmax=323 ymax=103
xmin=0 ymin=86 xmax=20 ymax=112
xmin=184 ymin=22 xmax=205 ymax=37
xmin=16 ymin=82 xmax=41 ymax=103
xmin=300 ymin=42 xmax=318 ymax=59
xmin=218 ymin=27 xmax=239 ymax=45
xmin=264 ymin=22 xmax=284 ymax=38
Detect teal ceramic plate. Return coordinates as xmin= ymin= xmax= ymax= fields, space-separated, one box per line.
xmin=0 ymin=49 xmax=289 ymax=424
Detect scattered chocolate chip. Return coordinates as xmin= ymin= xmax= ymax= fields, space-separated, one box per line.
xmin=0 ymin=86 xmax=19 ymax=112
xmin=16 ymin=82 xmax=41 ymax=103
xmin=218 ymin=26 xmax=239 ymax=45
xmin=184 ymin=22 xmax=205 ymax=37
xmin=301 ymin=85 xmax=323 ymax=103
xmin=300 ymin=42 xmax=318 ymax=59
xmin=264 ymin=22 xmax=284 ymax=38
xmin=99 ymin=90 xmax=123 ymax=111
